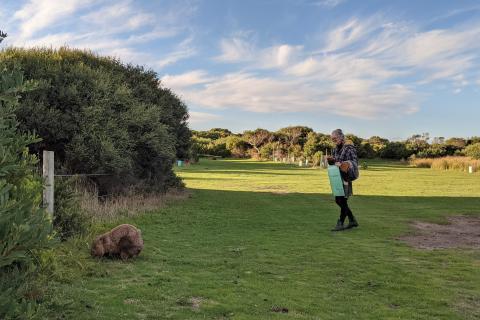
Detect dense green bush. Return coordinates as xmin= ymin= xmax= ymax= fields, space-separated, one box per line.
xmin=0 ymin=47 xmax=190 ymax=194
xmin=417 ymin=144 xmax=447 ymax=158
xmin=259 ymin=142 xmax=275 ymax=160
xmin=53 ymin=178 xmax=90 ymax=241
xmin=380 ymin=142 xmax=410 ymax=159
xmin=464 ymin=143 xmax=480 ymax=159
xmin=0 ymin=63 xmax=53 ymax=318
xmin=225 ymin=135 xmax=249 ymax=158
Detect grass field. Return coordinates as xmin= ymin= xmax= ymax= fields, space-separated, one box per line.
xmin=44 ymin=159 xmax=480 ymax=319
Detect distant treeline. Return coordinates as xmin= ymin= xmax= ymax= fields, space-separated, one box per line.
xmin=191 ymin=127 xmax=480 ymax=163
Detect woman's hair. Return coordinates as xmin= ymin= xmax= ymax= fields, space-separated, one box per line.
xmin=331 ymin=129 xmax=345 ymax=141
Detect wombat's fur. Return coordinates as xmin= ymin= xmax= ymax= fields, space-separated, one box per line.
xmin=91 ymin=224 xmax=144 ymax=260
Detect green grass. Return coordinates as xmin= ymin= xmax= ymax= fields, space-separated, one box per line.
xmin=43 ymin=159 xmax=480 ymax=319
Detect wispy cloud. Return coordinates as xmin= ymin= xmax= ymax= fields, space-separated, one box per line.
xmin=161 ymin=70 xmax=212 ymax=88
xmin=313 ymin=0 xmax=346 ymax=8
xmin=5 ymin=0 xmax=197 ymax=68
xmin=215 ymin=33 xmax=302 ymax=69
xmin=165 ymin=16 xmax=480 ymax=119
xmin=13 ymin=0 xmax=96 ymax=39
xmin=156 ymin=36 xmax=197 ymax=69
xmin=215 ymin=36 xmax=255 ymax=62
xmin=162 ymin=70 xmax=417 ymax=119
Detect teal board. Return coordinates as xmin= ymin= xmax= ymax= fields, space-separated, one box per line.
xmin=328 ymin=165 xmax=345 ymax=197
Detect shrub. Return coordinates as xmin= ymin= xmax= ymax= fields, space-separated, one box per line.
xmin=0 ymin=47 xmax=190 ymax=195
xmin=0 ymin=64 xmax=53 ymax=318
xmin=380 ymin=142 xmax=410 ymax=159
xmin=464 ymin=143 xmax=480 ymax=159
xmin=53 ymin=178 xmax=90 ymax=241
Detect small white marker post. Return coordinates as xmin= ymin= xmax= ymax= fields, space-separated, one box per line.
xmin=42 ymin=150 xmax=54 ymax=218
xmin=468 ymin=165 xmax=473 ymax=174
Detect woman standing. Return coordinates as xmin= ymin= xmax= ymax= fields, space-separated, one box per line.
xmin=328 ymin=129 xmax=359 ymax=231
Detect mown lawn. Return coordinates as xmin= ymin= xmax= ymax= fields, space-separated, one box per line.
xmin=44 ymin=159 xmax=480 ymax=319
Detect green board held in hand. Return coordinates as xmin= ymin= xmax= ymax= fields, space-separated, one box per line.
xmin=328 ymin=165 xmax=345 ymax=197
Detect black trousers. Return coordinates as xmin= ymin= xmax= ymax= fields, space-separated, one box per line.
xmin=335 ymin=196 xmax=354 ymax=223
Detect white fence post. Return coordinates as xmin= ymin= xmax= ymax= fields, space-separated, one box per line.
xmin=42 ymin=150 xmax=54 ymax=218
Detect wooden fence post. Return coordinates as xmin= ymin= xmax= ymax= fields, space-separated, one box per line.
xmin=42 ymin=150 xmax=54 ymax=218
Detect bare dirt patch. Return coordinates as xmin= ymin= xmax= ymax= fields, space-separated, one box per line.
xmin=399 ymin=216 xmax=480 ymax=250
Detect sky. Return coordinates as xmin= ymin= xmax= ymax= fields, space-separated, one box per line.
xmin=1 ymin=0 xmax=480 ymax=140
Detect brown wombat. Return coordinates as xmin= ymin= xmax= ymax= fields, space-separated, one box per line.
xmin=91 ymin=224 xmax=144 ymax=260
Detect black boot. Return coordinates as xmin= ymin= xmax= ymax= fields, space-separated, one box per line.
xmin=346 ymin=216 xmax=359 ymax=229
xmin=331 ymin=219 xmax=345 ymax=231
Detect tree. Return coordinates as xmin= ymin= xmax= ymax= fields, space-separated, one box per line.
xmin=243 ymin=129 xmax=272 ymax=154
xmin=225 ymin=135 xmax=249 ymax=158
xmin=444 ymin=137 xmax=466 ymax=155
xmin=303 ymin=132 xmax=320 ymax=160
xmin=367 ymin=136 xmax=389 ymax=153
xmin=406 ymin=133 xmax=429 ymax=155
xmin=0 ymin=30 xmax=6 ymax=44
xmin=431 ymin=137 xmax=445 ymax=145
xmin=277 ymin=126 xmax=312 ymax=147
xmin=445 ymin=137 xmax=466 ymax=148
xmin=467 ymin=136 xmax=480 ymax=145
xmin=194 ymin=128 xmax=232 ymax=140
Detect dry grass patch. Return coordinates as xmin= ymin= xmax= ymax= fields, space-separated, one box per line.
xmin=410 ymin=156 xmax=480 ymax=172
xmin=70 ymin=177 xmax=190 ymax=221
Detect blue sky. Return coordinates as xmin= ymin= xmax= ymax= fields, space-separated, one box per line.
xmin=2 ymin=0 xmax=480 ymax=140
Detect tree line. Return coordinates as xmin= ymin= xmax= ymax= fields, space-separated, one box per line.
xmin=191 ymin=128 xmax=480 ymax=163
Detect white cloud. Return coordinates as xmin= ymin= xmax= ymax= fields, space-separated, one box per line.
xmin=5 ymin=0 xmax=196 ymax=69
xmin=188 ymin=111 xmax=222 ymax=124
xmin=323 ymin=18 xmax=371 ymax=52
xmin=169 ymin=16 xmax=480 ymax=119
xmin=13 ymin=0 xmax=96 ymax=39
xmin=314 ymin=0 xmax=346 ymax=8
xmin=259 ymin=44 xmax=303 ymax=68
xmin=155 ymin=37 xmax=196 ymax=68
xmin=216 ymin=35 xmax=303 ymax=70
xmin=161 ymin=70 xmax=212 ymax=89
xmin=80 ymin=1 xmax=156 ymax=34
xmin=215 ymin=37 xmax=255 ymax=62
xmin=163 ymin=70 xmax=417 ymax=119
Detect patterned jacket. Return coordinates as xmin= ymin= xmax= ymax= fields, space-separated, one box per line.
xmin=332 ymin=144 xmax=358 ymax=168
xmin=332 ymin=144 xmax=359 ymax=196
